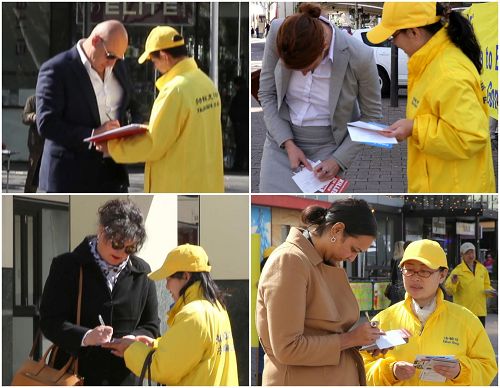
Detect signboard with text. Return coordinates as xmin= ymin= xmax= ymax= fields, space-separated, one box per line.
xmin=77 ymin=2 xmax=195 ymax=26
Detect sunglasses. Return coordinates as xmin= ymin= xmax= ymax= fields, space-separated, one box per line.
xmin=101 ymin=39 xmax=124 ymax=61
xmin=110 ymin=239 xmax=138 ymax=255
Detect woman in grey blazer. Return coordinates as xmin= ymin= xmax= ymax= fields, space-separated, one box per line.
xmin=258 ymin=3 xmax=382 ymax=192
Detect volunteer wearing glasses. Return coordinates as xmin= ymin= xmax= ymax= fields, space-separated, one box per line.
xmin=36 ymin=20 xmax=143 ymax=192
xmin=40 ymin=199 xmax=160 ymax=385
xmin=362 ymin=240 xmax=496 ymax=385
xmin=103 ymin=244 xmax=239 ymax=385
xmin=367 ymin=2 xmax=495 ymax=193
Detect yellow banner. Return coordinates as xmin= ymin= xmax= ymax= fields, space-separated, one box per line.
xmin=464 ymin=3 xmax=498 ymax=119
xmin=251 ymin=233 xmax=261 ymax=348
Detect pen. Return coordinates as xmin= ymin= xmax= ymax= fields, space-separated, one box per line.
xmin=98 ymin=314 xmax=105 ymax=326
xmin=365 ymin=311 xmax=378 ymax=328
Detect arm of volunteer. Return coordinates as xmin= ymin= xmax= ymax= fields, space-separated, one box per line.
xmin=258 ymin=19 xmax=294 ymax=147
xmin=444 ymin=271 xmax=458 ymax=296
xmin=124 ymin=311 xmax=205 ymax=385
xmin=411 ymin=74 xmax=490 ymax=160
xmin=261 ymin=252 xmax=342 ymax=366
xmin=452 ymin=316 xmax=497 ymax=385
xmin=362 ymin=350 xmax=399 ymax=386
xmin=108 ymin=88 xmax=184 ymax=163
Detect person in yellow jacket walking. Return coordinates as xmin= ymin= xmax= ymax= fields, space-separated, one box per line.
xmin=362 ymin=240 xmax=497 ymax=386
xmin=97 ymin=26 xmax=224 ymax=193
xmin=444 ymin=242 xmax=496 ymax=327
xmin=103 ymin=244 xmax=238 ymax=385
xmin=367 ymin=3 xmax=496 ymax=193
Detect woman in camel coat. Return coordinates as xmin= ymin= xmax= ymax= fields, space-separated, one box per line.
xmin=256 ymin=199 xmax=383 ymax=385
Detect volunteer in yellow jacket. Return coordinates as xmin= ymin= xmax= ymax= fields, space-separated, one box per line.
xmin=98 ymin=26 xmax=224 ymax=193
xmin=444 ymin=242 xmax=496 ymax=327
xmin=367 ymin=3 xmax=495 ymax=193
xmin=102 ymin=244 xmax=238 ymax=385
xmin=362 ymin=240 xmax=497 ymax=386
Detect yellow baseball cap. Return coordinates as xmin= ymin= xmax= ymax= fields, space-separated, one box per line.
xmin=149 ymin=244 xmax=211 ymax=281
xmin=367 ymin=2 xmax=441 ymax=44
xmin=138 ymin=26 xmax=185 ymax=64
xmin=399 ymin=239 xmax=448 ymax=270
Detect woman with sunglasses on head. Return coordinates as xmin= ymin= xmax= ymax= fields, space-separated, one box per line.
xmin=39 ymin=199 xmax=160 ymax=385
xmin=258 ymin=3 xmax=382 ymax=192
xmin=367 ymin=2 xmax=495 ymax=193
xmin=257 ymin=198 xmax=384 ymax=385
xmin=362 ymin=240 xmax=496 ymax=385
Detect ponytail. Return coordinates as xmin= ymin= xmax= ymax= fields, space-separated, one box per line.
xmin=423 ymin=3 xmax=482 ymax=74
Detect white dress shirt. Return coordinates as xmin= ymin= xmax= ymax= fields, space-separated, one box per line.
xmin=285 ymin=16 xmax=335 ymax=127
xmin=76 ymin=40 xmax=123 ymax=125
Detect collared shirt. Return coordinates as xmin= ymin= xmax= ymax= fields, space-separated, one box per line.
xmin=411 ymin=295 xmax=437 ymax=326
xmin=76 ymin=39 xmax=123 ymax=124
xmin=89 ymin=237 xmax=129 ymax=292
xmin=286 ymin=15 xmax=335 ymax=127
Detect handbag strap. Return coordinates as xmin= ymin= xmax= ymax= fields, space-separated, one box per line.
xmin=138 ymin=350 xmax=155 ymax=386
xmin=72 ymin=266 xmax=83 ymax=376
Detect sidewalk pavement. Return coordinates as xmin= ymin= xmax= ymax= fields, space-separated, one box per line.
xmin=2 ymin=162 xmax=249 ymax=193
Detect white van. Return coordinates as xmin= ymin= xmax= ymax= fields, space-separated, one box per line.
xmin=351 ymin=28 xmax=408 ymax=97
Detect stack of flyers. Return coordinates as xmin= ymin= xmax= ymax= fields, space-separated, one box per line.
xmin=360 ymin=328 xmax=411 ymax=352
xmin=347 ymin=121 xmax=396 ymax=148
xmin=413 ymin=355 xmax=458 ymax=382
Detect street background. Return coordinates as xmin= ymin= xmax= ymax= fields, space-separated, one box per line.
xmin=251 ymin=37 xmax=498 ymax=193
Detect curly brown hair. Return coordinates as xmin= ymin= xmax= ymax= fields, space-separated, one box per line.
xmin=276 ymin=3 xmax=326 ymax=70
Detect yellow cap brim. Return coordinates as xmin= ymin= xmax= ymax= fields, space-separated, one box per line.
xmin=366 ymin=24 xmax=397 ymax=44
xmin=399 ymin=256 xmax=442 ymax=270
xmin=148 ymin=267 xmax=171 ymax=281
xmin=138 ymin=51 xmax=150 ymax=64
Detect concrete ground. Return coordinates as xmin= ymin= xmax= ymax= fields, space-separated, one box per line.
xmin=2 ymin=162 xmax=249 ymax=193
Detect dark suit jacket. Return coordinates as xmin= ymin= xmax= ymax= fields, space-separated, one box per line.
xmin=36 ymin=45 xmax=143 ymax=193
xmin=39 ymin=237 xmax=160 ymax=385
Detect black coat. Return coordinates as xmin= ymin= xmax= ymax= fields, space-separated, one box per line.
xmin=36 ymin=46 xmax=144 ymax=192
xmin=39 ymin=237 xmax=160 ymax=385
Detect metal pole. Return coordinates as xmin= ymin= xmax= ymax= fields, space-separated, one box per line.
xmin=209 ymin=2 xmax=219 ymax=89
xmin=237 ymin=2 xmax=241 ymax=76
xmin=390 ymin=44 xmax=399 ymax=107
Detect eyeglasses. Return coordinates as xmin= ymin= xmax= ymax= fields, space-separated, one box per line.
xmin=400 ymin=267 xmax=439 ymax=279
xmin=110 ymin=239 xmax=138 ymax=255
xmin=101 ymin=39 xmax=124 ymax=61
xmin=389 ymin=30 xmax=403 ymax=42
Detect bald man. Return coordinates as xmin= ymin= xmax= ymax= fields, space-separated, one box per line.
xmin=36 ymin=20 xmax=143 ymax=192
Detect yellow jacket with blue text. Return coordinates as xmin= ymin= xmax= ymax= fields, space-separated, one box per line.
xmin=444 ymin=260 xmax=494 ymax=317
xmin=362 ymin=289 xmax=497 ymax=386
xmin=108 ymin=57 xmax=224 ymax=193
xmin=406 ymin=28 xmax=495 ymax=193
xmin=123 ymin=281 xmax=238 ymax=386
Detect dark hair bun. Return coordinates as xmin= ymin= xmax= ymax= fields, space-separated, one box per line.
xmin=298 ymin=3 xmax=322 ymax=18
xmin=301 ymin=205 xmax=327 ymax=226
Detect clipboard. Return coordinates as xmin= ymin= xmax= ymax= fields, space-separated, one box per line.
xmin=83 ymin=124 xmax=148 ymax=143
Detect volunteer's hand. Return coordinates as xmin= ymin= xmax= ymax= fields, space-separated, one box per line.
xmin=434 ymin=362 xmax=461 ymax=380
xmin=83 ymin=325 xmax=113 ymax=346
xmin=101 ymin=337 xmax=135 ymax=358
xmin=380 ymin=119 xmax=414 ymax=142
xmin=135 ymin=335 xmax=155 ymax=347
xmin=283 ymin=140 xmax=312 ymax=172
xmin=393 ymin=361 xmax=416 ymax=381
xmin=313 ymin=159 xmax=340 ymax=181
xmin=451 ymin=274 xmax=459 ymax=284
xmin=370 ymin=347 xmax=394 ymax=357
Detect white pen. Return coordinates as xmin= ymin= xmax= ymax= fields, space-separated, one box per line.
xmin=98 ymin=314 xmax=105 ymax=326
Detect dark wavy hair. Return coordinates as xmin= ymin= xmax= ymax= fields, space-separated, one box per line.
xmin=420 ymin=3 xmax=482 ymax=73
xmin=276 ymin=3 xmax=325 ymax=69
xmin=170 ymin=271 xmax=226 ymax=309
xmin=98 ymin=199 xmax=146 ymax=249
xmin=301 ymin=198 xmax=377 ymax=237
